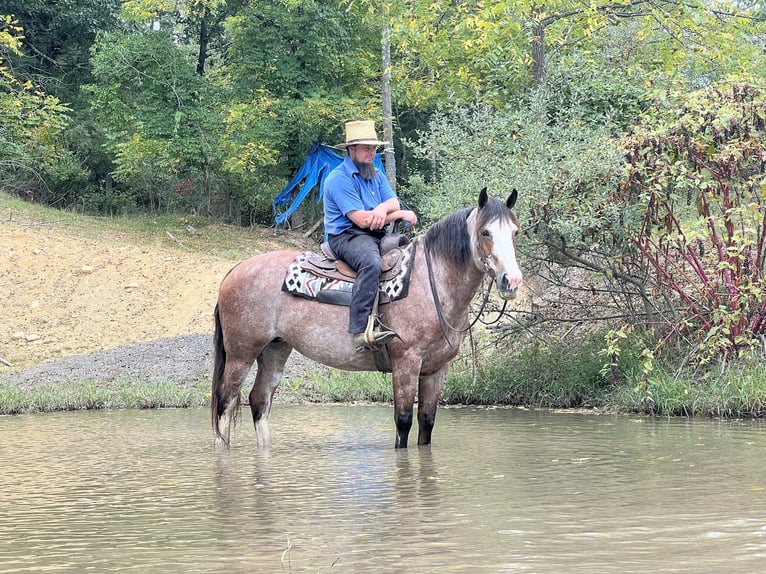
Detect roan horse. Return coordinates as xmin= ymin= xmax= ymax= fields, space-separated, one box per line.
xmin=211 ymin=188 xmax=522 ymax=448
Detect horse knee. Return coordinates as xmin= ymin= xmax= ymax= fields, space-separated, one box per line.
xmin=396 ymin=410 xmax=413 ymax=432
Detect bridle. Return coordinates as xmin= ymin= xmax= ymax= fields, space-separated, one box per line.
xmin=422 ymin=217 xmax=509 ymax=346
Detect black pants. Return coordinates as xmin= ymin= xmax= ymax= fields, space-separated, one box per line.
xmin=328 ymin=228 xmax=384 ymax=333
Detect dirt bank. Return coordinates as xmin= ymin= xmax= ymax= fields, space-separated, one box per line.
xmin=0 ymin=204 xmax=317 ymax=381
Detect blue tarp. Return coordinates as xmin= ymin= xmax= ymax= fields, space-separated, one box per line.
xmin=273 ymin=142 xmax=385 ymax=228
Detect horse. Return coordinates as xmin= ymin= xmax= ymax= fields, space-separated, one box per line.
xmin=211 ymin=188 xmax=522 ymax=449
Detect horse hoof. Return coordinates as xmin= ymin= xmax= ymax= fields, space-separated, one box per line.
xmin=214 ymin=436 xmax=230 ymax=450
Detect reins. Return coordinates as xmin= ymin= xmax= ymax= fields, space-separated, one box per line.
xmin=423 ymin=236 xmax=505 ymax=346
xmin=423 ymin=237 xmax=452 ymax=343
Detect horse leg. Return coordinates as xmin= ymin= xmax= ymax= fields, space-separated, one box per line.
xmin=248 ymin=340 xmax=292 ymax=448
xmin=417 ymin=366 xmax=448 ymax=446
xmin=392 ymin=369 xmax=419 ymax=448
xmin=214 ymin=357 xmax=254 ymax=449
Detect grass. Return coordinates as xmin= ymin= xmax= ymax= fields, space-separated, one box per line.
xmin=284 ymin=369 xmax=393 ymax=403
xmin=276 ymin=338 xmax=613 ymax=409
xmin=608 ymin=364 xmax=766 ymax=418
xmin=439 ymin=337 xmax=613 ymax=408
xmin=1 ymin=190 xmax=284 ymax=261
xmin=4 ymin=344 xmax=766 ymax=419
xmin=284 ymin=339 xmax=766 ymax=420
xmin=0 ymin=378 xmax=210 ymax=415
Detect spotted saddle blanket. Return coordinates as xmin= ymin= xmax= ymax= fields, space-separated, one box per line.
xmin=282 ymin=238 xmax=416 ymax=307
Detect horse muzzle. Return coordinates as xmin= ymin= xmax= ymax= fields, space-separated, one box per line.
xmin=496 ymin=270 xmax=522 ymax=300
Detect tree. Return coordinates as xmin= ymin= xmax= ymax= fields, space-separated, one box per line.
xmin=80 ymin=0 xmax=387 ymax=222
xmin=381 ymin=4 xmax=395 ymax=190
xmin=0 ymin=15 xmax=78 ymax=201
xmin=0 ymin=0 xmax=121 ymax=101
xmin=216 ymin=0 xmax=385 ymax=222
xmin=120 ymin=0 xmax=231 ymax=76
xmin=86 ymin=28 xmax=225 ymax=214
xmin=385 ymin=0 xmax=766 ymax=108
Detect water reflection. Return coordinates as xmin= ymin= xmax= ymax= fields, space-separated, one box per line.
xmin=1 ymin=406 xmax=766 ymax=572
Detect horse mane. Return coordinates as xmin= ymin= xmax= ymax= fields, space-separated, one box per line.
xmin=423 ymin=207 xmax=473 ymax=266
xmin=423 ymin=198 xmax=513 ymax=266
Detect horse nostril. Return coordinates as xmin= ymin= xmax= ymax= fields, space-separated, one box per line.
xmin=499 ymin=272 xmax=522 ymax=295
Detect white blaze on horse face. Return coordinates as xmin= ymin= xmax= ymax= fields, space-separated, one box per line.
xmin=480 ymin=215 xmax=523 ymax=300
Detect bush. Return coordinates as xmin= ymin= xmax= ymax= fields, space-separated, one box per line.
xmin=443 ymin=335 xmax=618 ymax=408
xmin=621 ymin=82 xmax=766 ymax=364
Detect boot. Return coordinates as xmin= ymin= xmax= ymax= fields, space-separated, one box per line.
xmin=353 ymin=329 xmax=398 ymax=353
xmin=353 ymin=314 xmax=400 ymax=352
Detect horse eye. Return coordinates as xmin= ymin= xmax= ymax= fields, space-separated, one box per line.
xmin=480 ymin=230 xmax=491 ymax=238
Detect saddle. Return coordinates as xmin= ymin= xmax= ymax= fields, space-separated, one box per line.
xmin=300 ymin=233 xmax=410 ymax=284
xmin=281 ymin=233 xmax=415 ymax=307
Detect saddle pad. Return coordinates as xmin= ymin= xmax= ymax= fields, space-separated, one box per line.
xmin=282 ymin=243 xmax=416 ymax=306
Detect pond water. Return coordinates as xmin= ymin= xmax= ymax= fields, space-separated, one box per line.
xmin=1 ymin=405 xmax=766 ymax=573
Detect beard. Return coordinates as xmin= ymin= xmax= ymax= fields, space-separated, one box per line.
xmin=352 ymin=158 xmax=378 ymax=181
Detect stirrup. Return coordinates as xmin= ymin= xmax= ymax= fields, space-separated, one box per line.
xmin=354 ymin=332 xmax=396 ymax=353
xmin=353 ymin=316 xmax=401 ymax=352
xmin=362 ymin=315 xmax=401 ymax=346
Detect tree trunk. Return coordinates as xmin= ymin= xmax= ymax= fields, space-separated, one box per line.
xmin=531 ymin=8 xmax=546 ymax=88
xmin=381 ymin=6 xmax=396 ymax=191
xmin=290 ymin=187 xmax=304 ymax=229
xmin=196 ymin=8 xmax=209 ymax=76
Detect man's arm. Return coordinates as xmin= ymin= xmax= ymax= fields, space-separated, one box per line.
xmin=380 ymin=198 xmax=418 ymax=226
xmin=385 ymin=209 xmax=418 ymax=226
xmin=348 ymin=198 xmax=402 ymax=230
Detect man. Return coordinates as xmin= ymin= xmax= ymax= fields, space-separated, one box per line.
xmin=323 ymin=120 xmax=418 ymax=352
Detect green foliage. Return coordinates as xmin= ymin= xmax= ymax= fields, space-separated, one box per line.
xmin=7 ymin=0 xmax=764 ymax=229
xmin=621 ymin=82 xmax=766 ymax=363
xmin=385 ymin=0 xmax=528 ymax=107
xmin=403 ymin=96 xmax=625 ymax=250
xmin=0 ymin=379 xmax=209 ymax=414
xmin=219 ymin=0 xmax=382 ymax=167
xmin=204 ymin=0 xmax=388 ymax=222
xmin=73 ymin=0 xmax=388 ymax=221
xmin=384 ymin=0 xmax=766 ymax=108
xmin=442 ymin=336 xmax=614 ymax=407
xmin=286 ymin=370 xmax=393 ymax=403
xmin=224 ymin=1 xmax=375 ymax=101
xmin=1 ymin=0 xmax=122 ymax=102
xmin=609 ymin=353 xmax=766 ymax=418
xmin=0 ymin=15 xmax=77 ymax=201
xmin=86 ymin=28 xmax=227 ymax=213
xmin=545 ymin=21 xmax=653 ymax=131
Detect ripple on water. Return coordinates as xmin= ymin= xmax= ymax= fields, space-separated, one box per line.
xmin=2 ymin=406 xmax=766 ymax=572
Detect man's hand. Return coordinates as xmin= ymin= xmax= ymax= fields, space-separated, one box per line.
xmin=399 ymin=211 xmax=418 ymax=226
xmin=365 ymin=204 xmax=389 ymax=230
xmin=385 ymin=210 xmax=418 ymax=227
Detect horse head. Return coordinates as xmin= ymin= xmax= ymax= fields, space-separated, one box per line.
xmin=469 ymin=187 xmax=523 ymax=300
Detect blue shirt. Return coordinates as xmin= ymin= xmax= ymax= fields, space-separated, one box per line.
xmin=323 ymin=156 xmax=396 ymax=236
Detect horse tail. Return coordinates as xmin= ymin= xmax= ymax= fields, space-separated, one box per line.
xmin=211 ymin=302 xmax=227 ymax=439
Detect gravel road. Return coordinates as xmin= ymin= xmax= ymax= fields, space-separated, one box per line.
xmin=0 ymin=334 xmax=323 ymax=394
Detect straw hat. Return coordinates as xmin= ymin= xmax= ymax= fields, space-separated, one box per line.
xmin=335 ymin=120 xmax=389 ymax=149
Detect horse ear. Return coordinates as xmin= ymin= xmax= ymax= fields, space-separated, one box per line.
xmin=478 ymin=187 xmax=488 ymax=209
xmin=506 ymin=189 xmax=518 ymax=210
